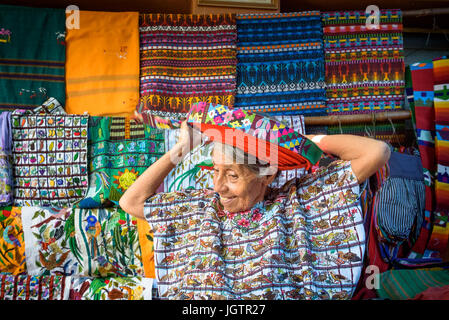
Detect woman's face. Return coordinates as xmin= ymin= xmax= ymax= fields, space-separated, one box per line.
xmin=212 ymin=147 xmax=269 ymax=213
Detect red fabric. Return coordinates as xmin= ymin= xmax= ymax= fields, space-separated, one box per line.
xmin=411 ymin=284 xmax=449 ymax=300
xmin=191 ymin=122 xmax=315 ymax=171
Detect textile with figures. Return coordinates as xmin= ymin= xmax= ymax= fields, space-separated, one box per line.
xmin=78 ymin=116 xmax=164 ymax=208
xmin=139 ymin=14 xmax=237 ymax=119
xmin=0 ymin=274 xmax=70 ymax=300
xmin=69 ymin=276 xmax=153 ymax=300
xmin=322 ymin=9 xmax=405 ymax=114
xmin=21 ymin=206 xmax=80 ymax=276
xmin=408 ymin=61 xmax=436 ymax=255
xmin=0 ymin=5 xmax=66 ymax=112
xmin=0 ymin=206 xmax=25 ymax=275
xmin=145 ymin=160 xmax=365 ymax=300
xmin=72 ymin=208 xmax=144 ymax=277
xmin=11 ymin=114 xmax=89 ymax=207
xmin=235 ymin=12 xmax=326 ymax=116
xmin=0 ymin=111 xmax=13 ymax=205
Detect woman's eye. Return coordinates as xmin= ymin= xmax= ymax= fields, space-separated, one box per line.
xmin=228 ymin=174 xmax=238 ymax=180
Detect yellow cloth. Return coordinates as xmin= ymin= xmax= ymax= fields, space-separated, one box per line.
xmin=65 ymin=10 xmax=140 ymax=117
xmin=137 ymin=219 xmax=155 ymax=278
xmin=0 ymin=207 xmax=25 ymax=275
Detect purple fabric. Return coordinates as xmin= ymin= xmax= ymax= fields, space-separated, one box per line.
xmin=0 ymin=111 xmax=13 ymax=205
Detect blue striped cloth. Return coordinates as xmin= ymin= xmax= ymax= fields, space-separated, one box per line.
xmin=375 ymin=151 xmax=425 ymax=248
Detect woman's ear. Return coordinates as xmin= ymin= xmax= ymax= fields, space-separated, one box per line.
xmin=262 ymin=167 xmax=278 ymax=186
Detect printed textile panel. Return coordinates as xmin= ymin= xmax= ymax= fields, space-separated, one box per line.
xmin=11 ymin=114 xmax=88 ymax=207
xmin=78 ymin=116 xmax=164 ymax=208
xmin=69 ymin=276 xmax=153 ymax=300
xmin=145 ymin=160 xmax=365 ymax=300
xmin=0 ymin=5 xmax=66 ymax=112
xmin=139 ymin=14 xmax=237 ymax=119
xmin=0 ymin=274 xmax=69 ymax=300
xmin=72 ymin=208 xmax=144 ymax=277
xmin=0 ymin=206 xmax=25 ymax=275
xmin=235 ymin=12 xmax=326 ymax=116
xmin=21 ymin=207 xmax=80 ymax=276
xmin=0 ymin=111 xmax=13 ymax=205
xmin=322 ymin=9 xmax=405 ymax=114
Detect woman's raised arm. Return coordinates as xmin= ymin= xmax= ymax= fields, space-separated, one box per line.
xmin=305 ymin=134 xmax=391 ymax=184
xmin=119 ymin=121 xmax=200 ymax=219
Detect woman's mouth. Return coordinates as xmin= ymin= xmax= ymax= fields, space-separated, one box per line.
xmin=220 ymin=196 xmax=236 ymax=205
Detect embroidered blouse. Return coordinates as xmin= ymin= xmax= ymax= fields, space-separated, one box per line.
xmin=144 ymin=160 xmax=366 ymax=300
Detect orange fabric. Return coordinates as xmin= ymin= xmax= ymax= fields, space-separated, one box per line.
xmin=137 ymin=219 xmax=155 ymax=278
xmin=65 ymin=10 xmax=140 ymax=117
xmin=191 ymin=123 xmax=312 ymax=171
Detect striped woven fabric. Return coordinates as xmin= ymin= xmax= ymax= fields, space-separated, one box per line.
xmin=139 ymin=14 xmax=237 ymax=119
xmin=235 ymin=11 xmax=326 ymax=116
xmin=0 ymin=5 xmax=66 ymax=112
xmin=322 ymin=9 xmax=405 ymax=115
xmin=376 ymin=268 xmax=449 ymax=300
xmin=429 ymin=57 xmax=449 ymax=255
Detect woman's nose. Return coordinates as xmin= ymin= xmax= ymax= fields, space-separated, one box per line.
xmin=213 ymin=174 xmax=227 ymax=193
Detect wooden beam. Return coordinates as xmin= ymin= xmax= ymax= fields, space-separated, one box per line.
xmin=304 ymin=110 xmax=412 ymax=126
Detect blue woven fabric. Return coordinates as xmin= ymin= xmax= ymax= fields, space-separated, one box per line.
xmin=235 ymin=12 xmax=326 ymax=116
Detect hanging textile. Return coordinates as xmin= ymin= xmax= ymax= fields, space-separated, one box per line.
xmin=78 ymin=116 xmax=164 ymax=208
xmin=407 ymin=61 xmax=436 ymax=256
xmin=138 ymin=14 xmax=237 ymax=119
xmin=11 ymin=114 xmax=89 ymax=207
xmin=0 ymin=274 xmax=70 ymax=300
xmin=0 ymin=206 xmax=25 ymax=275
xmin=429 ymin=57 xmax=449 ymax=256
xmin=68 ymin=276 xmax=153 ymax=300
xmin=65 ymin=11 xmax=140 ymax=117
xmin=322 ymin=9 xmax=405 ymax=115
xmin=21 ymin=207 xmax=80 ymax=276
xmin=376 ymin=268 xmax=449 ymax=300
xmin=136 ymin=219 xmax=155 ymax=278
xmin=235 ymin=11 xmax=326 ymax=116
xmin=72 ymin=208 xmax=144 ymax=278
xmin=0 ymin=111 xmax=13 ymax=205
xmin=0 ymin=5 xmax=66 ymax=112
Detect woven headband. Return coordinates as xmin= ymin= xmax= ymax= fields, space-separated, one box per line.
xmin=186 ymin=102 xmax=322 ymax=171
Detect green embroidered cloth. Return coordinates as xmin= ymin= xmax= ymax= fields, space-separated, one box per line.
xmin=78 ymin=116 xmax=165 ymax=208
xmin=0 ymin=5 xmax=66 ymax=111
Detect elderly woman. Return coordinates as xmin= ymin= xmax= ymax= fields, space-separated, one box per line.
xmin=120 ymin=103 xmax=390 ymax=300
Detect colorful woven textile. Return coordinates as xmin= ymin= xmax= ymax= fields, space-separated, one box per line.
xmin=235 ymin=12 xmax=326 ymax=116
xmin=0 ymin=5 xmax=66 ymax=112
xmin=0 ymin=206 xmax=25 ymax=275
xmin=322 ymin=9 xmax=405 ymax=115
xmin=430 ymin=57 xmax=449 ymax=255
xmin=408 ymin=61 xmax=436 ymax=255
xmin=0 ymin=274 xmax=70 ymax=300
xmin=11 ymin=114 xmax=89 ymax=207
xmin=72 ymin=208 xmax=144 ymax=277
xmin=21 ymin=207 xmax=80 ymax=276
xmin=65 ymin=11 xmax=140 ymax=117
xmin=0 ymin=112 xmax=13 ymax=205
xmin=187 ymin=102 xmax=323 ymax=171
xmin=376 ymin=268 xmax=449 ymax=300
xmin=139 ymin=14 xmax=237 ymax=119
xmin=145 ymin=160 xmax=365 ymax=300
xmin=68 ymin=276 xmax=153 ymax=300
xmin=78 ymin=116 xmax=164 ymax=208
